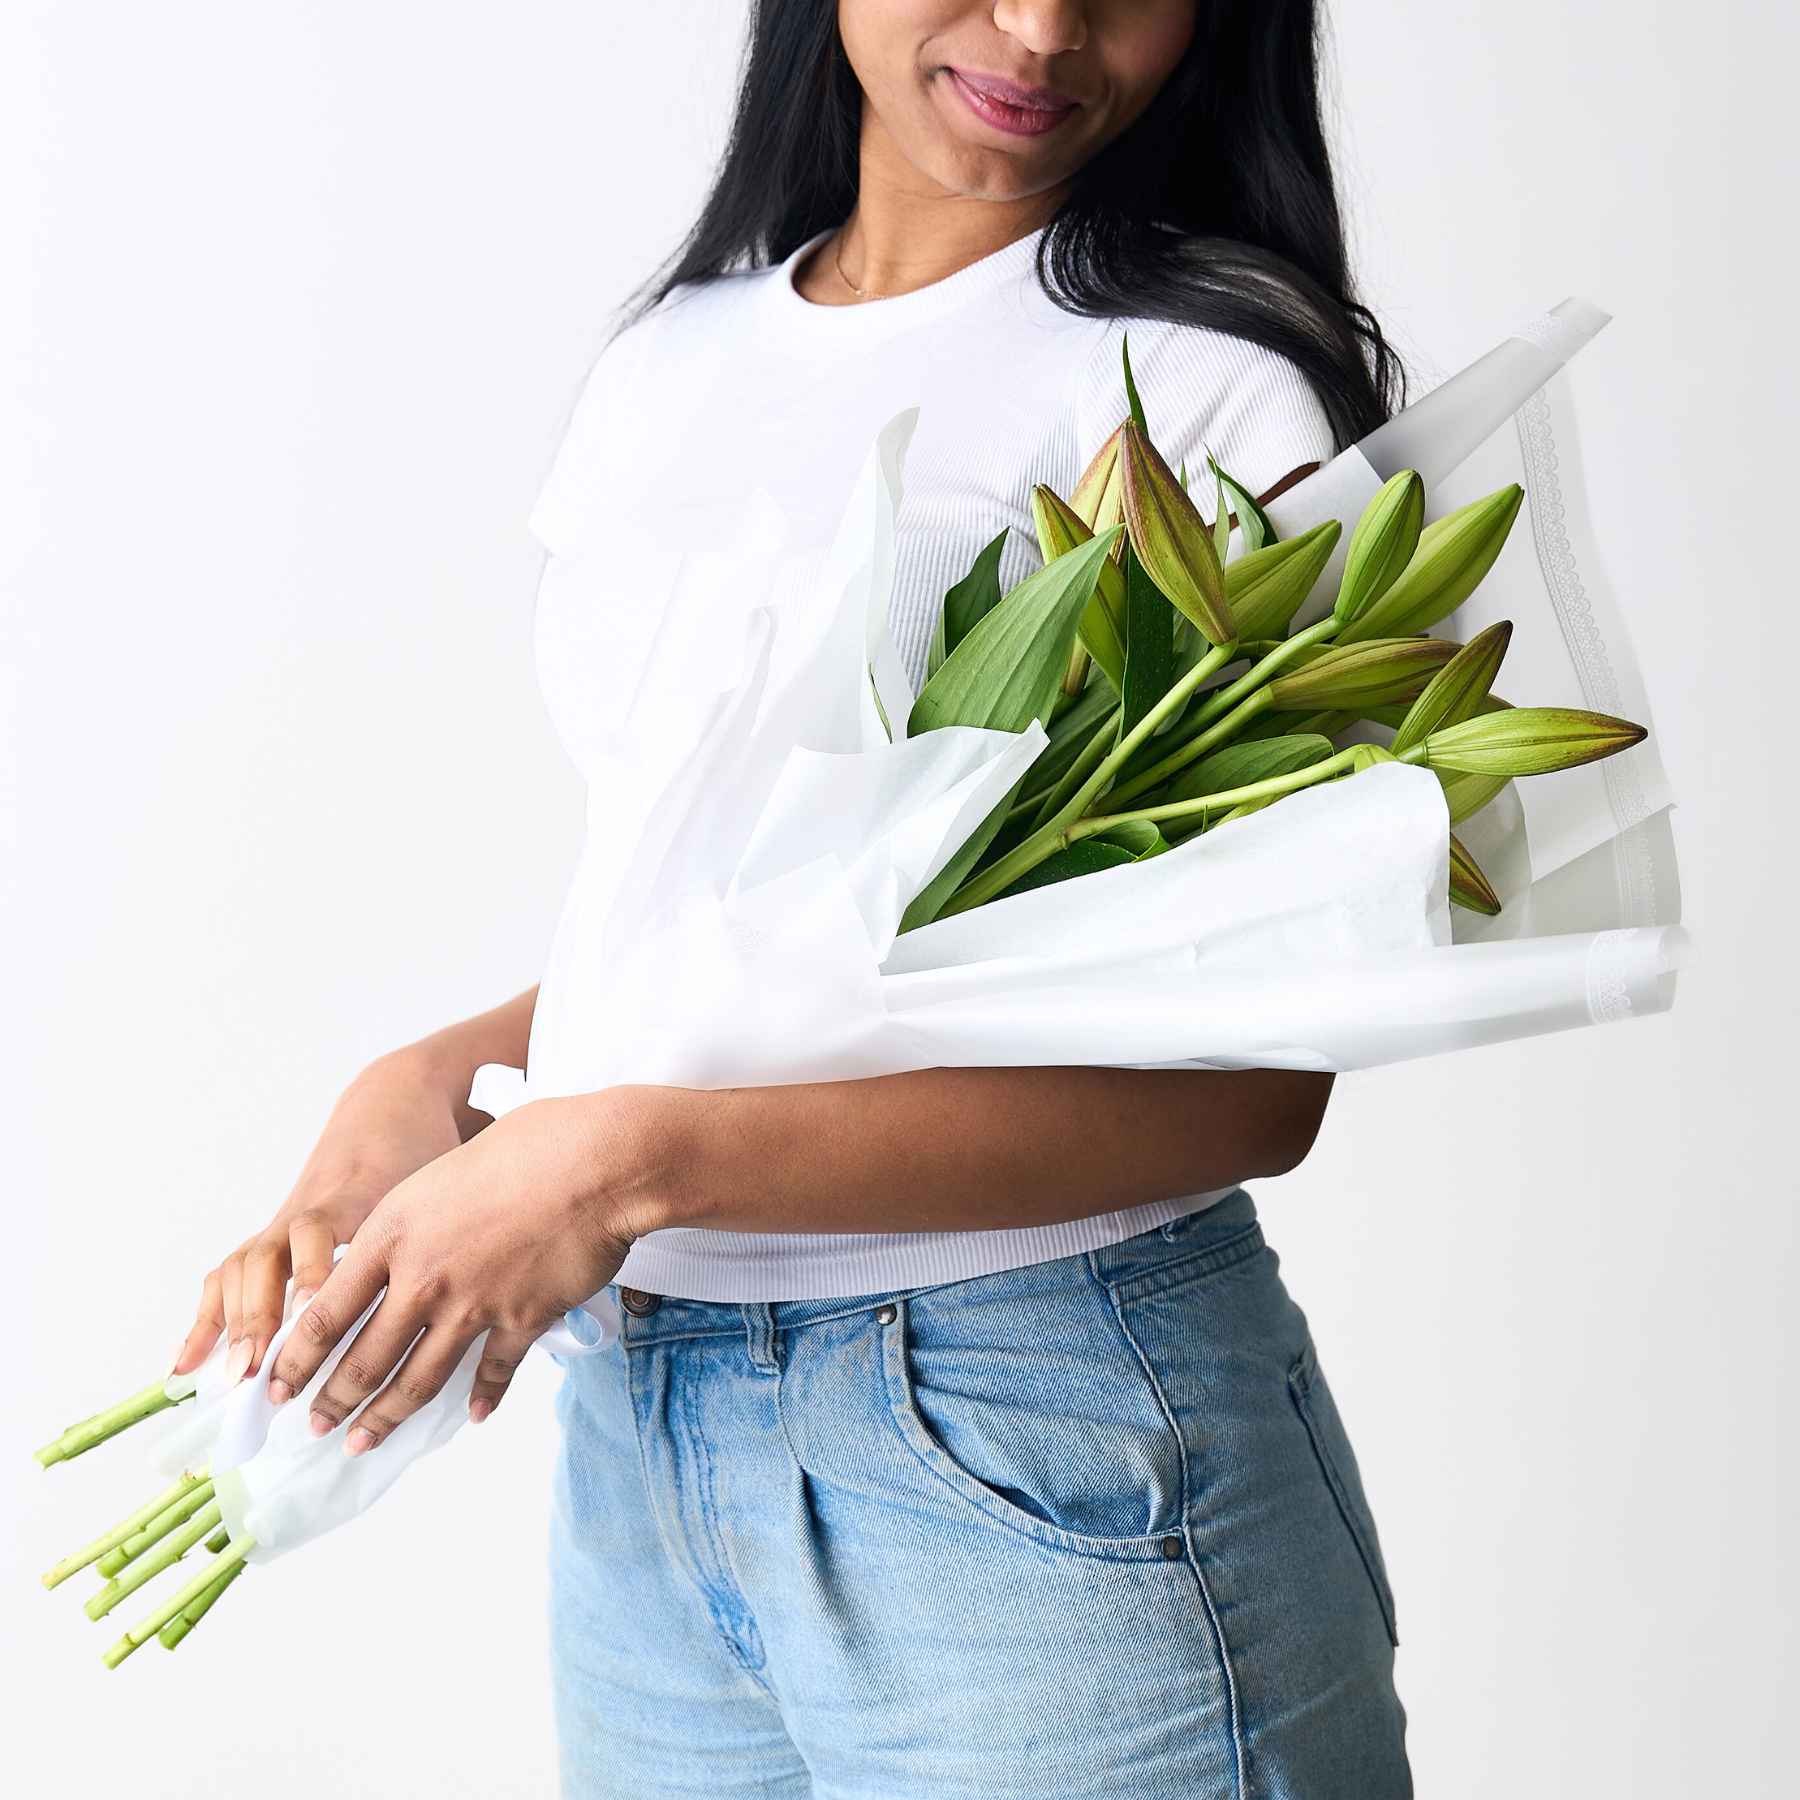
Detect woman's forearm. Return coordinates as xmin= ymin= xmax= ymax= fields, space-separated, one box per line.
xmin=390 ymin=986 xmax=538 ymax=1142
xmin=600 ymin=1065 xmax=1334 ymax=1242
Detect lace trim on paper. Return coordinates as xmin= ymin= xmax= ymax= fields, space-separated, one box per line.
xmin=1585 ymin=929 xmax=1646 ymax=1026
xmin=1513 ymin=389 xmax=1660 ymax=925
xmin=1509 ymin=314 xmax=1564 ymax=355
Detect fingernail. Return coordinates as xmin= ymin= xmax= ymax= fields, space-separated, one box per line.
xmin=267 ymin=1377 xmax=293 ymax=1406
xmin=290 ymin=1287 xmax=315 ymax=1320
xmin=345 ymin=1427 xmax=375 ymax=1457
xmin=170 ymin=1343 xmax=189 ymax=1376
xmin=308 ymin=1410 xmax=335 ymax=1438
xmin=225 ymin=1338 xmax=252 ymax=1385
xmin=469 ymin=1398 xmax=494 ymax=1424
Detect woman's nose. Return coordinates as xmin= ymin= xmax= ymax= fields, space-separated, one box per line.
xmin=991 ymin=1 xmax=1089 ymax=57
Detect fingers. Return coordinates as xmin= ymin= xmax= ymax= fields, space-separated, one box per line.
xmin=265 ymin=1242 xmax=392 ymax=1408
xmin=468 ymin=1328 xmax=537 ymax=1424
xmin=172 ymin=1268 xmax=226 ymax=1377
xmin=218 ymin=1251 xmax=247 ymax=1379
xmin=286 ymin=1211 xmax=338 ymax=1317
xmin=236 ymin=1231 xmax=294 ymax=1380
xmin=339 ymin=1325 xmax=480 ymax=1456
xmin=301 ymin=1296 xmax=426 ymax=1441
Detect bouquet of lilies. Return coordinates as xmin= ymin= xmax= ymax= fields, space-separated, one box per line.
xmin=34 ymin=301 xmax=1680 ymax=1666
xmin=889 ymin=341 xmax=1640 ymax=930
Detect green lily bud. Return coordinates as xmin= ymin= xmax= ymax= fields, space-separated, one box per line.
xmin=1407 ymin=705 xmax=1646 ymax=777
xmin=1121 ymin=421 xmax=1236 ymax=645
xmin=1265 ymin=637 xmax=1459 ymax=712
xmin=1225 ymin=521 xmax=1343 ymax=642
xmin=1390 ymin=619 xmax=1513 ymax=757
xmin=1338 ymin=483 xmax=1524 ymax=644
xmin=1448 ymin=833 xmax=1503 ymax=915
xmin=1163 ymin=733 xmax=1337 ymax=804
xmin=1071 ymin=426 xmax=1124 ymax=535
xmin=1032 ymin=484 xmax=1127 ymax=690
xmin=1441 ymin=769 xmax=1511 ymax=825
xmin=1335 ymin=469 xmax=1424 ymax=625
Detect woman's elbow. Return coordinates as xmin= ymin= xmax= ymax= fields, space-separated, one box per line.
xmin=1253 ymin=1071 xmax=1336 ymax=1178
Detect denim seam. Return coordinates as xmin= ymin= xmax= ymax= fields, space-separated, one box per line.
xmin=1103 ymin=1273 xmax=1250 ymax=1800
xmin=1287 ymin=1341 xmax=1401 ymax=1649
xmin=880 ymin=1296 xmax=1181 ymax=1564
xmin=1104 ymin=1222 xmax=1268 ymax=1307
xmin=621 ymin=1292 xmax=931 ymax=1350
xmin=674 ymin=1352 xmax=775 ymax=1691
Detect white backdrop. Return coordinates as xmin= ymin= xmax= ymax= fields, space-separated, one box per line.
xmin=2 ymin=3 xmax=1792 ymax=1795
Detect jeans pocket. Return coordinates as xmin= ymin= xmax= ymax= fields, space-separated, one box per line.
xmin=879 ymin=1275 xmax=1187 ymax=1560
xmin=1288 ymin=1335 xmax=1400 ymax=1646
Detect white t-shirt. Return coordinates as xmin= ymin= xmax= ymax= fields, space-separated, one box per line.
xmin=520 ymin=223 xmax=1337 ymax=1303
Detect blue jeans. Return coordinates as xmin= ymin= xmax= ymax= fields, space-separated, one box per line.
xmin=549 ymin=1187 xmax=1411 ymax=1797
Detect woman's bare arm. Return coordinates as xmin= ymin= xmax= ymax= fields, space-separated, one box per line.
xmin=174 ymin=985 xmax=539 ymax=1380
xmin=605 ymin=1065 xmax=1333 ymax=1245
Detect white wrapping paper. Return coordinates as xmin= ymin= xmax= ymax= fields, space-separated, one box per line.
xmin=467 ymin=298 xmax=1684 ymax=1361
xmin=136 ymin=299 xmax=1688 ymax=1558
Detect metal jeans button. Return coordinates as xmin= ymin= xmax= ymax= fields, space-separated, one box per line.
xmin=619 ymin=1287 xmax=662 ymax=1317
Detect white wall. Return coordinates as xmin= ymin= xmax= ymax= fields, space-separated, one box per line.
xmin=2 ymin=3 xmax=1791 ymax=1796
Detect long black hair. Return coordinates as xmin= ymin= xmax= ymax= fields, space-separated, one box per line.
xmin=628 ymin=0 xmax=1402 ymax=447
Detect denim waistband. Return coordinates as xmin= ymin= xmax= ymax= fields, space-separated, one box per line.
xmin=606 ymin=1186 xmax=1259 ymax=1349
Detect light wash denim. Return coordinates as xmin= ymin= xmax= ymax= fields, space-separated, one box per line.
xmin=549 ymin=1187 xmax=1411 ymax=1797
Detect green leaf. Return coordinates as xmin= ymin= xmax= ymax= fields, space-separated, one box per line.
xmin=910 ymin=529 xmax=1120 ymax=737
xmin=927 ymin=529 xmax=1008 ymax=680
xmin=1212 ymin=467 xmax=1231 ymax=564
xmin=899 ymin=793 xmax=1016 ymax=932
xmin=1015 ymin=676 xmax=1118 ymax=804
xmin=1209 ymin=455 xmax=1276 ymax=554
xmin=994 ymin=818 xmax=1167 ymax=900
xmin=1120 ymin=332 xmax=1150 ymax=439
xmin=1118 ymin=538 xmax=1175 ymax=741
xmin=1162 ymin=734 xmax=1337 ymax=804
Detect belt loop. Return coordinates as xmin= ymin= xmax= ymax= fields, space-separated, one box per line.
xmin=743 ymin=1301 xmax=780 ymax=1375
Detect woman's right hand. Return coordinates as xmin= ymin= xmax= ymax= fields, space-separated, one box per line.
xmin=172 ymin=1051 xmax=470 ymax=1385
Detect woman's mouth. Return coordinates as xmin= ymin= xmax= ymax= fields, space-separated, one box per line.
xmin=944 ymin=68 xmax=1080 ymax=138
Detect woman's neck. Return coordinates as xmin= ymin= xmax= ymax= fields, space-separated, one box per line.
xmin=796 ymin=109 xmax=1066 ymax=305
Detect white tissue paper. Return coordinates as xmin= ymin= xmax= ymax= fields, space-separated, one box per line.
xmin=153 ymin=299 xmax=1687 ymax=1560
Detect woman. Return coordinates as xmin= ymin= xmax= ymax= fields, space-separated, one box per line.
xmin=176 ymin=3 xmax=1411 ymax=1793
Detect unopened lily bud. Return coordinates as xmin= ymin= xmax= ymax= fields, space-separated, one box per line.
xmin=1032 ymin=484 xmax=1126 ymax=687
xmin=1390 ymin=619 xmax=1513 ymax=757
xmin=1409 ymin=705 xmax=1646 ymax=777
xmin=1265 ymin=637 xmax=1458 ymax=712
xmin=1121 ymin=422 xmax=1236 ymax=645
xmin=1071 ymin=426 xmax=1124 ymax=536
xmin=1335 ymin=469 xmax=1424 ymax=626
xmin=1339 ymin=483 xmax=1524 ymax=644
xmin=1448 ymin=833 xmax=1502 ymax=915
xmin=1226 ymin=521 xmax=1343 ymax=642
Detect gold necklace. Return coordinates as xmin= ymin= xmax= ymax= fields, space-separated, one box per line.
xmin=832 ymin=231 xmax=885 ymax=301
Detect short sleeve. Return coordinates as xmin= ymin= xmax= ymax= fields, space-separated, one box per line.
xmin=1075 ymin=317 xmax=1337 ymax=505
xmin=526 ymin=319 xmax=646 ymax=560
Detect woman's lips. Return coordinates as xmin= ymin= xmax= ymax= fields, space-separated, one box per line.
xmin=945 ymin=68 xmax=1079 ymax=138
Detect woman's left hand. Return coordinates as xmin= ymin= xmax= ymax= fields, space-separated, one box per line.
xmin=264 ymin=1092 xmax=653 ymax=1451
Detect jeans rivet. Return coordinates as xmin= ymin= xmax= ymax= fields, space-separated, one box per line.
xmin=874 ymin=1304 xmax=897 ymax=1326
xmin=1160 ymin=1535 xmax=1185 ymax=1560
